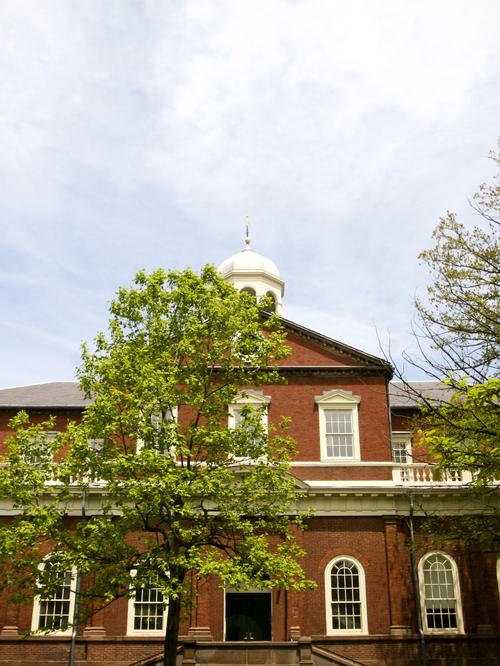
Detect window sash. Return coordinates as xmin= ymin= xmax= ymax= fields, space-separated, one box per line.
xmin=325 ymin=411 xmax=353 ymax=458
xmin=34 ymin=566 xmax=75 ymax=633
xmin=330 ymin=560 xmax=362 ymax=630
xmin=392 ymin=441 xmax=409 ymax=463
xmin=422 ymin=554 xmax=460 ymax=631
xmin=133 ymin=584 xmax=166 ymax=632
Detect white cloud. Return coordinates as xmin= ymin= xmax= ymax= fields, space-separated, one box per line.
xmin=0 ymin=0 xmax=499 ymax=386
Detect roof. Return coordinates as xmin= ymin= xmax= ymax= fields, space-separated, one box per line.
xmin=388 ymin=381 xmax=454 ymax=408
xmin=0 ymin=379 xmax=450 ymax=410
xmin=279 ymin=316 xmax=393 ymax=374
xmin=0 ymin=382 xmax=91 ymax=408
xmin=218 ymin=246 xmax=281 ymax=280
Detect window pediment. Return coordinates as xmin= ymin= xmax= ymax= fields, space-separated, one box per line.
xmin=314 ymin=389 xmax=361 ymax=405
xmin=234 ymin=389 xmax=271 ymax=405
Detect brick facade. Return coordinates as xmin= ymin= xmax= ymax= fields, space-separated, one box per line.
xmin=0 ymin=322 xmax=498 ymax=665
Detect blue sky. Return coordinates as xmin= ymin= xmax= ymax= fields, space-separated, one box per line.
xmin=1 ymin=0 xmax=499 ymax=387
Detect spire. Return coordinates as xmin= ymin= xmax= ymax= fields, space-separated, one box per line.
xmin=244 ymin=215 xmax=251 ymax=249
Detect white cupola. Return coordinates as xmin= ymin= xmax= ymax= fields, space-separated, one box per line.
xmin=218 ymin=229 xmax=284 ymax=314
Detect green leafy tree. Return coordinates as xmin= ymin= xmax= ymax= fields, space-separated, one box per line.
xmin=401 ymin=144 xmax=499 ymax=510
xmin=0 ymin=266 xmax=313 ymax=666
xmin=411 ymin=146 xmax=499 ymax=384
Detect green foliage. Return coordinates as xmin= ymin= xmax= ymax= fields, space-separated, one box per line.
xmin=414 ymin=145 xmax=499 ymax=383
xmin=419 ymin=377 xmax=499 ymax=486
xmin=410 ymin=144 xmax=499 ymax=539
xmin=0 ymin=266 xmax=313 ymax=660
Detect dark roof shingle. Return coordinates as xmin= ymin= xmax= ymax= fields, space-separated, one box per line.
xmin=0 ymin=382 xmax=91 ymax=408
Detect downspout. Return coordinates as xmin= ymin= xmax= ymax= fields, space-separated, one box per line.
xmin=68 ymin=571 xmax=81 ymax=666
xmin=69 ymin=488 xmax=86 ymax=666
xmin=408 ymin=492 xmax=427 ymax=666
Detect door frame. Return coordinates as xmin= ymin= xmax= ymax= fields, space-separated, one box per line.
xmin=223 ymin=587 xmax=273 ymax=641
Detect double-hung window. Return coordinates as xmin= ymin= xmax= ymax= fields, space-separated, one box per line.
xmin=419 ymin=552 xmax=463 ymax=633
xmin=315 ymin=390 xmax=361 ymax=461
xmin=31 ymin=559 xmax=77 ymax=635
xmin=127 ymin=573 xmax=168 ymax=635
xmin=136 ymin=406 xmax=178 ymax=454
xmin=228 ymin=390 xmax=271 ymax=462
xmin=325 ymin=556 xmax=367 ymax=634
xmin=391 ymin=433 xmax=412 ymax=463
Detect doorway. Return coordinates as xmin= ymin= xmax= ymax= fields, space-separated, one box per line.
xmin=225 ymin=592 xmax=272 ymax=641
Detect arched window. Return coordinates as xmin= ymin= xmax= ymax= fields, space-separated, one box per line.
xmin=240 ymin=286 xmax=256 ymax=297
xmin=419 ymin=552 xmax=463 ymax=632
xmin=325 ymin=557 xmax=367 ymax=634
xmin=31 ymin=558 xmax=77 ymax=635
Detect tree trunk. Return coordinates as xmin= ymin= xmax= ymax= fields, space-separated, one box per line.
xmin=163 ymin=595 xmax=182 ymax=666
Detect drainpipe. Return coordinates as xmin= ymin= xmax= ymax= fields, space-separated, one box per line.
xmin=68 ymin=571 xmax=81 ymax=666
xmin=408 ymin=493 xmax=427 ymax=666
xmin=68 ymin=487 xmax=86 ymax=666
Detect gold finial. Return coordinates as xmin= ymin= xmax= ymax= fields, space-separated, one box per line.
xmin=244 ymin=215 xmax=251 ymax=247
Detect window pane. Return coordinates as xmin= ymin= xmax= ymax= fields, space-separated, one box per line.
xmin=422 ymin=555 xmax=458 ymax=630
xmin=37 ymin=565 xmax=73 ymax=631
xmin=392 ymin=441 xmax=408 ymax=463
xmin=134 ymin=582 xmax=165 ymax=631
xmin=330 ymin=560 xmax=362 ymax=630
xmin=325 ymin=412 xmax=353 ymax=458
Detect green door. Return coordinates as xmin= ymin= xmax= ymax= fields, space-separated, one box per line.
xmin=225 ymin=592 xmax=271 ymax=641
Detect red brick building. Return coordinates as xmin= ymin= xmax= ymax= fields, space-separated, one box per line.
xmin=0 ymin=243 xmax=498 ymax=665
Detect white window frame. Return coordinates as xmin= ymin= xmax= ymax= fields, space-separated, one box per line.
xmin=391 ymin=432 xmax=412 ymax=464
xmin=325 ymin=556 xmax=368 ymax=635
xmin=228 ymin=390 xmax=271 ymax=463
xmin=419 ymin=551 xmax=464 ymax=634
xmin=315 ymin=390 xmax=361 ymax=462
xmin=31 ymin=559 xmax=77 ymax=636
xmin=127 ymin=571 xmax=168 ymax=635
xmin=229 ymin=390 xmax=270 ymax=429
xmin=136 ymin=406 xmax=178 ymax=454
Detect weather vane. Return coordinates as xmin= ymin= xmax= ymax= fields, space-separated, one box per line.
xmin=244 ymin=215 xmax=251 ymax=247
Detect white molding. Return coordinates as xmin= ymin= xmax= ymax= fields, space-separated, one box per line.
xmin=290 ymin=461 xmax=392 ymax=467
xmin=136 ymin=406 xmax=178 ymax=453
xmin=228 ymin=391 xmax=270 ymax=427
xmin=418 ymin=552 xmax=464 ymax=634
xmin=324 ymin=556 xmax=368 ymax=636
xmin=391 ymin=433 xmax=412 ymax=463
xmin=314 ymin=389 xmax=361 ymax=405
xmin=31 ymin=563 xmax=77 ymax=636
xmin=233 ymin=389 xmax=272 ymax=405
xmin=126 ymin=572 xmax=168 ymax=636
xmin=314 ymin=390 xmax=361 ymax=462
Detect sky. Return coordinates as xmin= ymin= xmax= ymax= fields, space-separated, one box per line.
xmin=1 ymin=0 xmax=499 ymax=388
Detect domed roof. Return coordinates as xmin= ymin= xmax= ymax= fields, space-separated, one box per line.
xmin=218 ymin=242 xmax=281 ymax=279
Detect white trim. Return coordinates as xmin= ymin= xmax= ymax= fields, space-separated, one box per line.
xmin=126 ymin=571 xmax=168 ymax=636
xmin=228 ymin=391 xmax=270 ymax=462
xmin=314 ymin=390 xmax=361 ymax=462
xmin=324 ymin=555 xmax=368 ymax=635
xmin=391 ymin=433 xmax=412 ymax=464
xmin=136 ymin=406 xmax=178 ymax=453
xmin=307 ymin=480 xmax=394 ymax=489
xmin=31 ymin=561 xmax=77 ymax=636
xmin=228 ymin=391 xmax=270 ymax=429
xmin=290 ymin=461 xmax=392 ymax=467
xmin=418 ymin=551 xmax=464 ymax=634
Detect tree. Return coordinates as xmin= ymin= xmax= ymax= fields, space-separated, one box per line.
xmin=0 ymin=266 xmax=314 ymax=666
xmin=402 ymin=144 xmax=499 ymax=499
